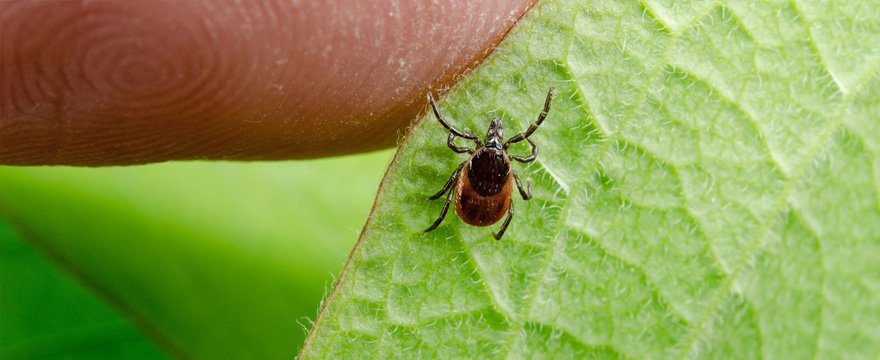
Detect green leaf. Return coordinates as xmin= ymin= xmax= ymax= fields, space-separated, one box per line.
xmin=300 ymin=0 xmax=880 ymax=358
xmin=1 ymin=218 xmax=168 ymax=359
xmin=0 ymin=151 xmax=391 ymax=359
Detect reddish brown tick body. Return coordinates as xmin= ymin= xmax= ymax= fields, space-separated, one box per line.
xmin=424 ymin=87 xmax=555 ymax=240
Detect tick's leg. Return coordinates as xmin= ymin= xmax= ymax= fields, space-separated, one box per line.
xmin=493 ymin=201 xmax=514 ymax=240
xmin=430 ymin=161 xmax=466 ymax=200
xmin=509 ymin=138 xmax=537 ymax=163
xmin=512 ymin=171 xmax=532 ymax=200
xmin=425 ymin=184 xmax=457 ymax=233
xmin=505 ymin=87 xmax=555 ymax=146
xmin=428 ymin=93 xmax=482 ymax=147
xmin=447 ymin=133 xmax=475 ymax=154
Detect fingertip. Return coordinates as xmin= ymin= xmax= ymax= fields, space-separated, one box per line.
xmin=1 ymin=0 xmax=536 ymax=165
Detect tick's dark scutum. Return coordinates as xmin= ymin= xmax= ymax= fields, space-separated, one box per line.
xmin=467 ymin=148 xmax=510 ymax=196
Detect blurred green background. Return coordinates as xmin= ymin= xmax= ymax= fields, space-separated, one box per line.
xmin=0 ymin=149 xmax=394 ymax=359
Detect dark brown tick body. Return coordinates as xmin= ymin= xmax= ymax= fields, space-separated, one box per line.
xmin=424 ymin=87 xmax=555 ymax=240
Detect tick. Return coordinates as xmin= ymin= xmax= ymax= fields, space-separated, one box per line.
xmin=424 ymin=87 xmax=556 ymax=240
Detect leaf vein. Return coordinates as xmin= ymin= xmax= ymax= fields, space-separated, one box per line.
xmin=672 ymin=89 xmax=849 ymax=360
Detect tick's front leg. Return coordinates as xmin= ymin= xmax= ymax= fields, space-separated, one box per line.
xmin=428 ymin=93 xmax=481 ymax=147
xmin=447 ymin=133 xmax=475 ymax=154
xmin=505 ymin=87 xmax=555 ymax=145
xmin=510 ymin=139 xmax=537 ymax=163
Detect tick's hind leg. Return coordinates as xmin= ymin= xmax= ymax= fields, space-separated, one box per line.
xmin=429 ymin=161 xmax=466 ymax=200
xmin=425 ymin=186 xmax=456 ymax=233
xmin=512 ymin=171 xmax=532 ymax=200
xmin=493 ymin=201 xmax=514 ymax=240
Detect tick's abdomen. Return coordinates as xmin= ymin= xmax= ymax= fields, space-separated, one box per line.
xmin=455 ymin=148 xmax=512 ymax=226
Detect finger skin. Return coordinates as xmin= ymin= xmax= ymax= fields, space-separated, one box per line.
xmin=0 ymin=0 xmax=533 ymax=165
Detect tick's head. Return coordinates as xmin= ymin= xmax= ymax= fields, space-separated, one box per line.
xmin=484 ymin=119 xmax=504 ymax=149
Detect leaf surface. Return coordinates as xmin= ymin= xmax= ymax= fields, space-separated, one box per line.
xmin=300 ymin=0 xmax=880 ymax=358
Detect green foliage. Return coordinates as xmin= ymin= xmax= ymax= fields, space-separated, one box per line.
xmin=300 ymin=0 xmax=880 ymax=358
xmin=0 ymin=151 xmax=391 ymax=359
xmin=1 ymin=219 xmax=168 ymax=359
